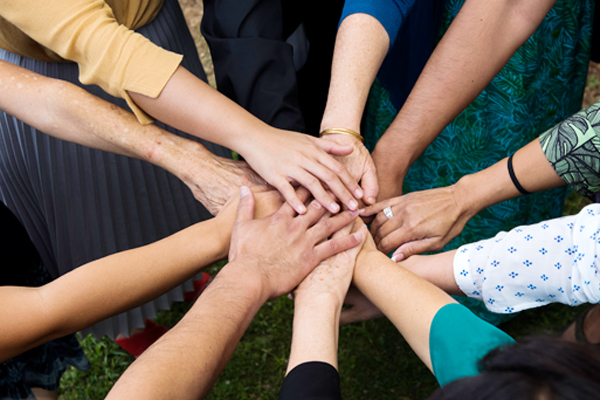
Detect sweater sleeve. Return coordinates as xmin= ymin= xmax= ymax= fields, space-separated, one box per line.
xmin=540 ymin=100 xmax=600 ymax=199
xmin=0 ymin=0 xmax=182 ymax=124
xmin=339 ymin=0 xmax=416 ymax=48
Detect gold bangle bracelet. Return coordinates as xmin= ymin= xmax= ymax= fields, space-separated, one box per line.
xmin=319 ymin=127 xmax=364 ymax=143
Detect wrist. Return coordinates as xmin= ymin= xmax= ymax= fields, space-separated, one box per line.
xmin=454 ymin=160 xmax=520 ymax=218
xmin=216 ymin=261 xmax=269 ymax=306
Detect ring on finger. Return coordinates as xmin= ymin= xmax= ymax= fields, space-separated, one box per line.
xmin=383 ymin=206 xmax=394 ymax=219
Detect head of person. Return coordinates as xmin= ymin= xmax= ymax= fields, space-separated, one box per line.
xmin=428 ymin=337 xmax=600 ymax=400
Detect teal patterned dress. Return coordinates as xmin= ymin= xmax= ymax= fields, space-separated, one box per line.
xmin=364 ymin=0 xmax=594 ymax=324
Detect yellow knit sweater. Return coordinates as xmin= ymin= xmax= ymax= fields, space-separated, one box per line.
xmin=0 ymin=0 xmax=183 ymax=124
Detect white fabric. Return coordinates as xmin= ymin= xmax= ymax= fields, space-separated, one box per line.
xmin=454 ymin=204 xmax=600 ymax=314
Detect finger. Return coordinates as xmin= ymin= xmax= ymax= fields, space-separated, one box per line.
xmin=309 ymin=210 xmax=359 ymax=242
xmin=343 ymin=225 xmax=368 ymax=260
xmin=312 ymin=137 xmax=353 ymax=156
xmin=298 ymin=199 xmax=329 ymax=230
xmin=293 ymin=169 xmax=341 ymax=213
xmin=313 ymin=224 xmax=363 ymax=262
xmin=315 ymin=154 xmax=364 ymax=202
xmin=361 ymin=198 xmax=396 ymax=217
xmin=273 ymin=178 xmax=307 ymax=215
xmin=360 ymin=166 xmax=380 ymax=205
xmin=391 ymin=238 xmax=443 ymax=262
xmin=369 ymin=208 xmax=392 ymax=237
xmin=235 ymin=186 xmax=255 ymax=223
xmin=377 ymin=226 xmax=414 ymax=255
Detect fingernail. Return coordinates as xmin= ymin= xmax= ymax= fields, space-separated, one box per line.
xmin=355 ymin=188 xmax=364 ymax=198
xmin=349 ymin=199 xmax=358 ymax=210
xmin=357 ymin=208 xmax=366 ymax=214
xmin=353 ymin=232 xmax=364 ymax=241
xmin=349 ymin=209 xmax=359 ymax=216
xmin=240 ymin=186 xmax=250 ymax=198
xmin=330 ymin=203 xmax=340 ymax=213
xmin=297 ymin=204 xmax=307 ymax=214
xmin=367 ymin=197 xmax=376 ymax=205
xmin=310 ymin=200 xmax=321 ymax=209
xmin=391 ymin=253 xmax=404 ymax=263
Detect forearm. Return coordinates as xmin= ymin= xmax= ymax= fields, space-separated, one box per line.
xmin=320 ymin=14 xmax=389 ymax=133
xmin=107 ymin=263 xmax=267 ymax=400
xmin=0 ymin=217 xmax=230 ymax=361
xmin=354 ymin=250 xmax=455 ymax=369
xmin=0 ymin=61 xmax=225 ymax=187
xmin=452 ymin=139 xmax=565 ymax=219
xmin=374 ymin=0 xmax=556 ymax=176
xmin=129 ymin=66 xmax=276 ymax=156
xmin=287 ymin=294 xmax=341 ymax=374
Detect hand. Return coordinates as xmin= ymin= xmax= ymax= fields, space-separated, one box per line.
xmin=240 ymin=129 xmax=365 ymax=215
xmin=320 ymin=133 xmax=379 ymax=206
xmin=339 ymin=286 xmax=383 ymax=326
xmin=293 ymin=220 xmax=368 ymax=306
xmin=229 ymin=187 xmax=365 ymax=299
xmin=181 ymin=153 xmax=267 ymax=215
xmin=362 ymin=184 xmax=472 ymax=261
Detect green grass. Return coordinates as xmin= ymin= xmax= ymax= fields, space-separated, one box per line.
xmin=58 ymin=191 xmax=593 ymax=399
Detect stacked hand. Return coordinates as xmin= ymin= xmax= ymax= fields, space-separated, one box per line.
xmin=362 ymin=185 xmax=473 ymax=261
xmin=228 ymin=187 xmax=365 ymax=299
xmin=240 ymin=129 xmax=368 ymax=215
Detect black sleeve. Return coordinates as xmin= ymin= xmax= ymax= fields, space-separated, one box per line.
xmin=278 ymin=361 xmax=342 ymax=400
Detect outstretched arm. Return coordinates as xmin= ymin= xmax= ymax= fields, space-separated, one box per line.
xmin=0 ymin=0 xmax=365 ymax=214
xmin=0 ymin=60 xmax=265 ymax=214
xmin=372 ymin=0 xmax=557 ymax=201
xmin=107 ymin=188 xmax=364 ymax=399
xmin=0 ymin=192 xmax=238 ymax=362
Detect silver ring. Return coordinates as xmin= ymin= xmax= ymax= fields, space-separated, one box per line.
xmin=383 ymin=206 xmax=394 ymax=219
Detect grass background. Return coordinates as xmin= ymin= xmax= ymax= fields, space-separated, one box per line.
xmin=56 ymin=2 xmax=600 ymax=399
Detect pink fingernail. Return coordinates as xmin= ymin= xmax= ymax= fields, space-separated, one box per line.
xmin=355 ymin=188 xmax=364 ymax=198
xmin=240 ymin=186 xmax=250 ymax=198
xmin=349 ymin=199 xmax=358 ymax=210
xmin=330 ymin=203 xmax=340 ymax=213
xmin=310 ymin=200 xmax=322 ymax=209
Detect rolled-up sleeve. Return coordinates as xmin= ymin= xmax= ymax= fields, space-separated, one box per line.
xmin=0 ymin=0 xmax=182 ymax=124
xmin=339 ymin=0 xmax=416 ymax=48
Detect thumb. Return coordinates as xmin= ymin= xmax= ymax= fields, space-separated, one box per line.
xmin=360 ymin=166 xmax=380 ymax=205
xmin=391 ymin=238 xmax=438 ymax=262
xmin=236 ymin=186 xmax=256 ymax=223
xmin=313 ymin=137 xmax=354 ymax=156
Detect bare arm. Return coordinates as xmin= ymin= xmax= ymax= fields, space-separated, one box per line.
xmin=372 ymin=0 xmax=557 ymax=200
xmin=353 ymin=232 xmax=457 ymax=370
xmin=0 ymin=60 xmax=265 ymax=214
xmin=0 ymin=196 xmax=237 ymax=362
xmin=364 ymin=138 xmax=564 ymax=259
xmin=317 ymin=14 xmax=387 ymax=204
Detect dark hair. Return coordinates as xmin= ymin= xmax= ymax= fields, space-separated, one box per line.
xmin=428 ymin=337 xmax=600 ymax=400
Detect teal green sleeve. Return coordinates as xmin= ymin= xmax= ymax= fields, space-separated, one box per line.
xmin=429 ymin=304 xmax=516 ymax=387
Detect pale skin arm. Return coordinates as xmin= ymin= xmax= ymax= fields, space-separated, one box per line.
xmin=364 ymin=137 xmax=565 ymax=260
xmin=318 ymin=13 xmax=386 ymax=205
xmin=130 ymin=66 xmax=364 ymax=215
xmin=0 ymin=194 xmax=237 ymax=363
xmin=0 ymin=0 xmax=365 ymax=215
xmin=286 ymin=222 xmax=368 ymax=373
xmin=372 ymin=0 xmax=557 ymax=202
xmin=108 ymin=188 xmax=365 ymax=400
xmin=0 ymin=60 xmax=265 ymax=214
xmin=352 ymin=231 xmax=457 ymax=370
xmin=0 ymin=186 xmax=288 ymax=363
